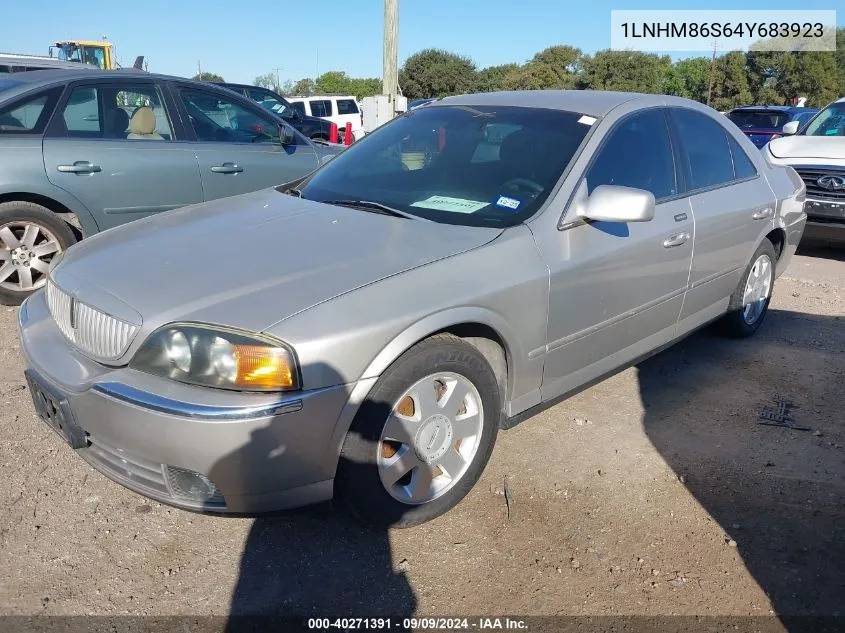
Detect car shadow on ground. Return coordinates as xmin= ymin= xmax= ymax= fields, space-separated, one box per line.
xmin=637 ymin=309 xmax=845 ymax=627
xmin=207 ymin=365 xmax=416 ymax=631
xmin=797 ymin=234 xmax=845 ymax=263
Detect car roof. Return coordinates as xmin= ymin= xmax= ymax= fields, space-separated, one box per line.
xmin=729 ymin=105 xmax=817 ymax=112
xmin=435 ymin=90 xmax=685 ymax=117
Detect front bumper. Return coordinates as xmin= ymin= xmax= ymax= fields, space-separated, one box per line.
xmin=804 ymin=197 xmax=845 ymax=228
xmin=18 ymin=291 xmax=354 ymax=513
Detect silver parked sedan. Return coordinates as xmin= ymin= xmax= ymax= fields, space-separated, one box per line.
xmin=18 ymin=91 xmax=806 ymax=527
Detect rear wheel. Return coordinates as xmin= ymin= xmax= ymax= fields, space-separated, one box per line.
xmin=719 ymin=239 xmax=777 ymax=338
xmin=0 ymin=202 xmax=76 ymax=305
xmin=336 ymin=334 xmax=500 ymax=528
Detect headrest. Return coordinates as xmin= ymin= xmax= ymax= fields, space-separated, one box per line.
xmin=129 ymin=107 xmax=157 ymax=135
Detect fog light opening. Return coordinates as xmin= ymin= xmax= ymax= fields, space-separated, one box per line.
xmin=164 ymin=466 xmax=224 ymax=505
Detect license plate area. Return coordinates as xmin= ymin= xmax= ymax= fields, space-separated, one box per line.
xmin=25 ymin=370 xmax=88 ymax=449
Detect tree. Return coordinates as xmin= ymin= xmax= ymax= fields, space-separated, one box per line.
xmin=473 ymin=64 xmax=521 ymax=92
xmin=315 ymin=71 xmax=353 ymax=94
xmin=709 ymin=51 xmax=752 ymax=111
xmin=747 ymin=49 xmax=839 ymax=107
xmin=663 ymin=57 xmax=710 ymax=102
xmin=291 ymin=78 xmax=316 ymax=95
xmin=836 ymin=28 xmax=845 ymax=97
xmin=348 ymin=77 xmax=382 ymax=100
xmin=580 ymin=50 xmax=670 ymax=93
xmin=192 ymin=72 xmax=224 ymax=83
xmin=399 ymin=49 xmax=477 ymax=99
xmin=253 ymin=72 xmax=278 ymax=91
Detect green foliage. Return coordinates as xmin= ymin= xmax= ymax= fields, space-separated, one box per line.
xmin=192 ymin=72 xmax=224 ymax=83
xmin=580 ymin=50 xmax=671 ymax=93
xmin=253 ymin=73 xmax=277 ymax=90
xmin=291 ymin=78 xmax=316 ymax=96
xmin=663 ymin=57 xmax=710 ymax=102
xmin=313 ymin=72 xmax=382 ymax=100
xmin=473 ymin=64 xmax=520 ymax=93
xmin=399 ymin=49 xmax=477 ymax=99
xmin=709 ymin=51 xmax=752 ymax=111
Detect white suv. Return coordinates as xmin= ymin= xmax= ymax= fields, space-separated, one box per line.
xmin=765 ymin=97 xmax=845 ymax=240
xmin=286 ymin=95 xmax=365 ymax=142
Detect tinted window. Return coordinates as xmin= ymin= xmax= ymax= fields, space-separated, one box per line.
xmin=803 ymin=102 xmax=845 ymax=137
xmin=61 ymin=84 xmax=173 ymax=140
xmin=180 ymin=88 xmax=279 ymax=143
xmin=586 ymin=109 xmax=676 ymax=200
xmin=310 ymin=99 xmax=332 ymax=117
xmin=337 ymin=99 xmax=358 ymax=115
xmin=290 ymin=101 xmax=306 ymax=116
xmin=727 ymin=110 xmax=789 ymax=130
xmin=247 ymin=88 xmax=293 ymax=120
xmin=793 ymin=112 xmax=815 ymax=127
xmin=0 ymin=88 xmax=60 ymax=133
xmin=673 ymin=108 xmax=734 ymax=190
xmin=297 ymin=105 xmax=591 ymax=227
xmin=728 ymin=135 xmax=757 ymax=180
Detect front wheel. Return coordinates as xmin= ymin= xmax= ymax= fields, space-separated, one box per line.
xmin=719 ymin=239 xmax=777 ymax=338
xmin=336 ymin=334 xmax=501 ymax=528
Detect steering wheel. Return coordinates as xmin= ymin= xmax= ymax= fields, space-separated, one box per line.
xmin=501 ymin=177 xmax=544 ymax=197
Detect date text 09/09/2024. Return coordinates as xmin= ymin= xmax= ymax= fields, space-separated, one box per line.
xmin=620 ymin=22 xmax=825 ymax=39
xmin=307 ymin=617 xmax=528 ymax=630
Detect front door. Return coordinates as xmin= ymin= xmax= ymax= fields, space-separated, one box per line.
xmin=174 ymin=86 xmax=320 ymax=202
xmin=536 ymin=108 xmax=695 ymax=400
xmin=42 ymin=81 xmax=204 ymax=231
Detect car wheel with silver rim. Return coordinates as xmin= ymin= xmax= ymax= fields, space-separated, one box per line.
xmin=720 ymin=238 xmax=777 ymax=338
xmin=0 ymin=201 xmax=76 ymax=305
xmin=337 ymin=333 xmax=500 ymax=527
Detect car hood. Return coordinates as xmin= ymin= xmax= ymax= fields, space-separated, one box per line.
xmin=54 ymin=188 xmax=502 ymax=338
xmin=769 ymin=135 xmax=845 ymax=160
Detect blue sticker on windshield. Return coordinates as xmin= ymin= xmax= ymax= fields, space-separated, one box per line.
xmin=495 ymin=195 xmax=521 ymax=210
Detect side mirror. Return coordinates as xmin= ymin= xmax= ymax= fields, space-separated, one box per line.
xmin=279 ymin=123 xmax=296 ymax=146
xmin=781 ymin=120 xmax=800 ymax=135
xmin=576 ymin=184 xmax=655 ymax=223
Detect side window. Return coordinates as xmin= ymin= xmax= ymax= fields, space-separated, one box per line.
xmin=290 ymin=101 xmax=306 ymax=117
xmin=0 ymin=88 xmax=61 ymax=134
xmin=180 ymin=88 xmax=279 ymax=144
xmin=61 ymin=84 xmax=173 ymax=140
xmin=310 ymin=99 xmax=332 ymax=117
xmin=337 ymin=99 xmax=358 ymax=115
xmin=586 ymin=109 xmax=677 ymax=200
xmin=672 ymin=108 xmax=734 ymax=190
xmin=728 ymin=135 xmax=757 ymax=180
xmin=247 ymin=89 xmax=293 ymax=120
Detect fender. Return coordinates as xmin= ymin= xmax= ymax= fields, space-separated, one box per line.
xmin=0 ymin=181 xmax=101 ymax=237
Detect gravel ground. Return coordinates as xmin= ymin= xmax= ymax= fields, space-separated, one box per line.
xmin=0 ymin=239 xmax=843 ymax=626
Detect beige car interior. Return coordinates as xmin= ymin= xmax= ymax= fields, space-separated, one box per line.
xmin=127 ymin=107 xmax=164 ymax=140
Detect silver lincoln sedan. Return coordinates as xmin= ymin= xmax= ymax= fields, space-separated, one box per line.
xmin=18 ymin=91 xmax=806 ymax=527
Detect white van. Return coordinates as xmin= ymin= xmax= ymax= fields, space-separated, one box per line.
xmin=286 ymin=95 xmax=365 ymax=142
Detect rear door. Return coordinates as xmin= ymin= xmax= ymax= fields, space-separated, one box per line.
xmin=669 ymin=107 xmax=776 ymax=330
xmin=173 ymin=85 xmax=320 ymax=201
xmin=42 ymin=79 xmax=203 ymax=230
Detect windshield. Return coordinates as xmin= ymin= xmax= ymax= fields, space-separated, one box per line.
xmin=802 ymin=102 xmax=845 ymax=137
xmin=250 ymin=90 xmax=293 ymax=120
xmin=295 ymin=104 xmax=593 ymax=227
xmin=728 ymin=110 xmax=789 ymax=130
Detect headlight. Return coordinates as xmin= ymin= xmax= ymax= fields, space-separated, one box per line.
xmin=131 ymin=324 xmax=299 ymax=392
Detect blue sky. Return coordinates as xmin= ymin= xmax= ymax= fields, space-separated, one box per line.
xmin=1 ymin=1 xmax=841 ymax=84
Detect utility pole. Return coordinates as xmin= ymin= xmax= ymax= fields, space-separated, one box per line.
xmin=197 ymin=60 xmax=202 ymax=79
xmin=272 ymin=67 xmax=283 ymax=93
xmin=383 ymin=0 xmax=398 ymax=102
xmin=706 ymin=38 xmax=717 ymax=106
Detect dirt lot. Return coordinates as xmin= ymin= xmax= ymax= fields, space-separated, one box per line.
xmin=0 ymin=239 xmax=843 ymax=628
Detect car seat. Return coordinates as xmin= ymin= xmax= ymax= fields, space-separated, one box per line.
xmin=127 ymin=107 xmax=164 ymax=140
xmin=103 ymin=108 xmax=129 ymax=139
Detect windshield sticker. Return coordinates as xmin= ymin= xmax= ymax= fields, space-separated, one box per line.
xmin=495 ymin=195 xmax=521 ymax=210
xmin=825 ymin=129 xmax=839 ymax=135
xmin=578 ymin=115 xmax=597 ymax=126
xmin=411 ymin=196 xmax=489 ymax=214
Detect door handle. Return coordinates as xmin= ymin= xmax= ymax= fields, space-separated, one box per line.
xmin=663 ymin=232 xmax=690 ymax=248
xmin=210 ymin=163 xmax=244 ymax=174
xmin=56 ymin=161 xmax=101 ymax=174
xmin=752 ymin=207 xmax=774 ymax=220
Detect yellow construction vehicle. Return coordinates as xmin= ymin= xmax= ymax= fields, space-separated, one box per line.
xmin=48 ymin=40 xmax=144 ymax=71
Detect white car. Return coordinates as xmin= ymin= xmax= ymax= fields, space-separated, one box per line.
xmin=765 ymin=97 xmax=845 ymax=239
xmin=286 ymin=95 xmax=365 ymax=142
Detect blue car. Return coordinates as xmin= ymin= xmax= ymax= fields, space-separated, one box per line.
xmin=726 ymin=105 xmax=819 ymax=149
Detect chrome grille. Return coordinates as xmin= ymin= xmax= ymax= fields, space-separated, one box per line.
xmin=45 ymin=280 xmax=138 ymax=361
xmin=794 ymin=168 xmax=845 ymax=202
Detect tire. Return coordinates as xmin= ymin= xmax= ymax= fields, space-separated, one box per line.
xmin=719 ymin=239 xmax=777 ymax=338
xmin=0 ymin=201 xmax=77 ymax=305
xmin=336 ymin=334 xmax=501 ymax=528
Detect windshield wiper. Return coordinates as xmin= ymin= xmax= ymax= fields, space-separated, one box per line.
xmin=282 ymin=187 xmax=303 ymax=198
xmin=321 ymin=199 xmax=421 ymax=220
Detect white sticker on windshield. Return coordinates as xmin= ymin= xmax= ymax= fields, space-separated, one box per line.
xmin=410 ymin=196 xmax=489 ymax=214
xmin=578 ymin=115 xmax=597 ymax=125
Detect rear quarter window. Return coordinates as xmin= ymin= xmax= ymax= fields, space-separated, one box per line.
xmin=673 ymin=108 xmax=735 ymax=190
xmin=337 ymin=99 xmax=358 ymax=115
xmin=0 ymin=87 xmax=62 ymax=134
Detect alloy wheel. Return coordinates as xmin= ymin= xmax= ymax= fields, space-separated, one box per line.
xmin=0 ymin=221 xmax=63 ymax=292
xmin=742 ymin=253 xmax=773 ymax=325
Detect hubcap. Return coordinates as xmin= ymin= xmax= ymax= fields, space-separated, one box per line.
xmin=742 ymin=254 xmax=773 ymax=325
xmin=0 ymin=221 xmax=62 ymax=293
xmin=378 ymin=372 xmax=484 ymax=505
